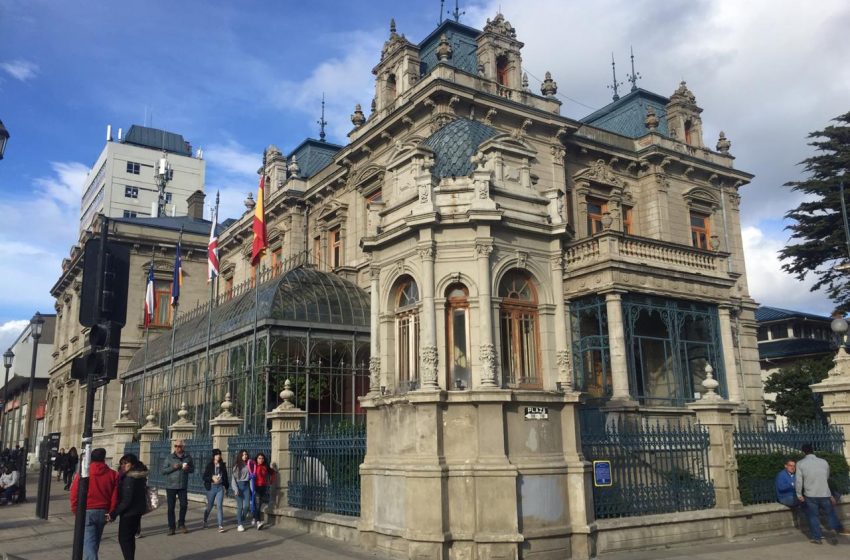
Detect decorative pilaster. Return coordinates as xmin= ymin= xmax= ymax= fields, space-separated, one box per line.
xmin=137 ymin=409 xmax=163 ymax=468
xmin=476 ymin=241 xmax=497 ymax=387
xmin=209 ymin=393 xmax=243 ymax=452
xmin=604 ymin=292 xmax=631 ymax=401
xmin=551 ymin=255 xmax=573 ymax=391
xmin=812 ymin=347 xmax=850 ymax=461
xmin=168 ymin=401 xmax=197 ymax=443
xmin=266 ymin=380 xmax=307 ymax=510
xmin=111 ymin=404 xmax=139 ymax=463
xmin=418 ymin=242 xmax=439 ymax=390
xmin=717 ymin=305 xmax=742 ymax=404
xmin=369 ymin=266 xmax=381 ymax=395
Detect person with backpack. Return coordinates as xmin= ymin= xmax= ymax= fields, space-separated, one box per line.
xmin=109 ymin=454 xmax=148 ymax=560
xmin=252 ymin=453 xmax=275 ymax=530
xmin=202 ymin=449 xmax=228 ymax=532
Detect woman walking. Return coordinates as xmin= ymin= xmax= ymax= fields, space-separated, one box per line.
xmin=231 ymin=449 xmax=251 ymax=531
xmin=252 ymin=453 xmax=275 ymax=530
xmin=54 ymin=448 xmax=66 ymax=481
xmin=109 ymin=453 xmax=148 ymax=560
xmin=202 ymin=449 xmax=228 ymax=533
xmin=64 ymin=447 xmax=78 ymax=490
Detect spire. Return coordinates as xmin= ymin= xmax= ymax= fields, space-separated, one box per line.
xmin=449 ymin=0 xmax=465 ymax=22
xmin=439 ymin=0 xmax=445 ymax=25
xmin=627 ymin=46 xmax=641 ymax=92
xmin=389 ymin=18 xmax=397 ymax=36
xmin=317 ymin=93 xmax=327 ymax=142
xmin=607 ymin=53 xmax=623 ymax=101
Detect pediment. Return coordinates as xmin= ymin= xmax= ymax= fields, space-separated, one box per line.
xmin=478 ymin=133 xmax=537 ymax=158
xmin=573 ymin=159 xmax=625 ymax=188
xmin=683 ymin=186 xmax=720 ymax=210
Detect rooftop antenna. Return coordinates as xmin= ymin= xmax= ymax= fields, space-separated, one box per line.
xmin=449 ymin=0 xmax=464 ymax=22
xmin=607 ymin=53 xmax=623 ymax=101
xmin=439 ymin=0 xmax=445 ymax=25
xmin=627 ymin=46 xmax=642 ymax=91
xmin=317 ymin=93 xmax=327 ymax=142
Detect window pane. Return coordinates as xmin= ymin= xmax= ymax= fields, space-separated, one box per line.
xmin=450 ymin=309 xmax=469 ymax=387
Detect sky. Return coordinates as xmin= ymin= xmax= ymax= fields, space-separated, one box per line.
xmin=0 ymin=0 xmax=848 ymax=351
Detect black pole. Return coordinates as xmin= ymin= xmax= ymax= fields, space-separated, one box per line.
xmin=21 ymin=315 xmax=42 ymax=502
xmin=71 ymin=378 xmax=97 ymax=560
xmin=0 ymin=362 xmax=10 ymax=448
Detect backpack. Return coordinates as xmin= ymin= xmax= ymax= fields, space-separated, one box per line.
xmin=144 ymin=486 xmax=159 ymax=515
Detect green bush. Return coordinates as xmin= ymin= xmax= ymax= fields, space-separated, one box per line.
xmin=736 ymin=451 xmax=850 ymax=505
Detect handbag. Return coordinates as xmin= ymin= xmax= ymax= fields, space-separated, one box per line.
xmin=144 ymin=486 xmax=160 ymax=515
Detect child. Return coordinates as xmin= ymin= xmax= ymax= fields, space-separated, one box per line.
xmin=252 ymin=453 xmax=275 ymax=529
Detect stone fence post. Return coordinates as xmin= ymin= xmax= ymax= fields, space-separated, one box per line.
xmin=168 ymin=401 xmax=197 ymax=444
xmin=209 ymin=393 xmax=242 ymax=452
xmin=111 ymin=404 xmax=139 ymax=465
xmin=266 ymin=380 xmax=306 ymax=511
xmin=812 ymin=347 xmax=850 ymax=462
xmin=137 ymin=408 xmax=163 ymax=468
xmin=686 ymin=365 xmax=742 ymax=510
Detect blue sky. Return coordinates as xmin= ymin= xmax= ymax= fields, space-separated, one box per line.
xmin=1 ymin=0 xmax=848 ymax=348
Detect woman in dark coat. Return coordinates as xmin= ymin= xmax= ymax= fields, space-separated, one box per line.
xmin=63 ymin=447 xmax=78 ymax=490
xmin=110 ymin=453 xmax=148 ymax=560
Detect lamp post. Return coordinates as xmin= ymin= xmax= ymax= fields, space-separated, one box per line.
xmin=20 ymin=312 xmax=44 ymax=501
xmin=0 ymin=119 xmax=9 ymax=160
xmin=0 ymin=349 xmax=13 ymax=449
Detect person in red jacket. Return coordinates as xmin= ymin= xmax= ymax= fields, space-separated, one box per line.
xmin=70 ymin=448 xmax=119 ymax=560
xmin=252 ymin=453 xmax=275 ymax=530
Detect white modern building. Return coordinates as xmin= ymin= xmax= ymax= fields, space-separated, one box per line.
xmin=79 ymin=125 xmax=205 ymax=232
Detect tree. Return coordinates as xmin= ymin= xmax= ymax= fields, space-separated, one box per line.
xmin=763 ymin=355 xmax=833 ymax=425
xmin=780 ymin=111 xmax=850 ymax=312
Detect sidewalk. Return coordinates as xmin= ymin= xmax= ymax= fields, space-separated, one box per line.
xmin=0 ymin=478 xmax=390 ymax=559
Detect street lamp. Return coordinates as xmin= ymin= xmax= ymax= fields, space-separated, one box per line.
xmin=0 ymin=349 xmax=13 ymax=449
xmin=0 ymin=119 xmax=9 ymax=160
xmin=832 ymin=315 xmax=848 ymax=348
xmin=20 ymin=312 xmax=44 ymax=501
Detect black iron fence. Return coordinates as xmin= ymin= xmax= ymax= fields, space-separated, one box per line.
xmin=122 ymin=441 xmax=140 ymax=461
xmin=227 ymin=433 xmax=272 ymax=472
xmin=288 ymin=422 xmax=366 ymax=517
xmin=184 ymin=436 xmax=213 ymax=494
xmin=147 ymin=439 xmax=171 ymax=489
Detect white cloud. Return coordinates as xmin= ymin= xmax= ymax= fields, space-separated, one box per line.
xmin=33 ymin=162 xmax=89 ymax=209
xmin=0 ymin=59 xmax=39 ymax=82
xmin=742 ymin=226 xmax=833 ymax=315
xmin=205 ymin=141 xmax=261 ymax=177
xmin=0 ymin=320 xmax=29 ymax=353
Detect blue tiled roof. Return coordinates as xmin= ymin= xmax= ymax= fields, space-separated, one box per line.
xmin=289 ymin=139 xmax=343 ymax=179
xmin=422 ymin=118 xmax=498 ymax=178
xmin=759 ymin=338 xmax=834 ymax=360
xmin=580 ymin=88 xmax=670 ymax=138
xmin=755 ymin=306 xmax=831 ymax=323
xmin=123 ymin=125 xmax=192 ymax=156
xmin=419 ymin=20 xmax=480 ymax=77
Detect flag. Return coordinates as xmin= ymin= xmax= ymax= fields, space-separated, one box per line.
xmin=171 ymin=241 xmax=182 ymax=306
xmin=250 ymin=173 xmax=267 ymax=266
xmin=208 ymin=192 xmax=220 ymax=282
xmin=144 ymin=263 xmax=155 ymax=328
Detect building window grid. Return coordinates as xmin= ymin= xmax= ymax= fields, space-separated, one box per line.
xmin=126 ymin=161 xmax=140 ymax=175
xmin=587 ymin=198 xmax=607 ymax=236
xmin=124 ymin=186 xmax=139 ymax=199
xmin=151 ymin=283 xmax=172 ymax=327
xmin=498 ymin=271 xmax=541 ymax=389
xmin=123 ymin=210 xmax=138 ymax=218
xmin=690 ymin=212 xmax=711 ymax=249
xmin=330 ymin=228 xmax=341 ymax=268
xmin=395 ymin=278 xmax=420 ymax=389
xmin=570 ymin=296 xmax=612 ymax=399
xmin=445 ymin=285 xmax=470 ymax=389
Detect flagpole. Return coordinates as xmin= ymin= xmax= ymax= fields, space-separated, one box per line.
xmin=166 ymin=227 xmax=184 ymax=428
xmin=250 ymin=153 xmax=267 ymax=433
xmin=140 ymin=244 xmax=156 ymax=421
xmin=203 ymin=192 xmax=220 ymax=434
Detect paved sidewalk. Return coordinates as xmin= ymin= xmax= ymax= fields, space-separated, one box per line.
xmin=0 ymin=478 xmax=390 ymax=559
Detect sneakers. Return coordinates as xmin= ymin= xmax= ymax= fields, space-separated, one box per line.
xmin=251 ymin=520 xmax=257 ymax=527
xmin=180 ymin=526 xmax=189 ymax=534
xmin=237 ymin=525 xmax=245 ymax=532
xmin=218 ymin=526 xmax=226 ymax=533
xmin=839 ymin=529 xmax=850 ymax=536
xmin=203 ymin=520 xmax=208 ymax=529
xmin=256 ymin=521 xmax=264 ymax=530
xmin=167 ymin=529 xmax=175 ymax=536
xmin=810 ymin=538 xmax=823 ymax=545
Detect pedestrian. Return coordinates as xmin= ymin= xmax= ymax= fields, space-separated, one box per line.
xmin=55 ymin=448 xmax=67 ymax=482
xmin=109 ymin=453 xmax=148 ymax=560
xmin=70 ymin=448 xmax=119 ymax=560
xmin=775 ymin=458 xmax=798 ymax=507
xmin=162 ymin=439 xmax=194 ymax=535
xmin=252 ymin=452 xmax=275 ymax=529
xmin=231 ymin=449 xmax=251 ymax=531
xmin=65 ymin=447 xmax=79 ymax=490
xmin=202 ymin=449 xmax=228 ymax=533
xmin=0 ymin=464 xmax=20 ymax=505
xmin=795 ymin=443 xmax=850 ymax=544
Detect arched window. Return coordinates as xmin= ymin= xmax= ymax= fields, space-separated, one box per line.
xmin=394 ymin=276 xmax=419 ymax=390
xmin=387 ymin=73 xmax=397 ymax=102
xmin=684 ymin=120 xmax=693 ymax=145
xmin=445 ymin=284 xmax=470 ymax=389
xmin=499 ymin=270 xmax=540 ymax=388
xmin=496 ymin=55 xmax=509 ymax=86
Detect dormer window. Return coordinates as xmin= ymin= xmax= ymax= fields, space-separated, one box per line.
xmin=496 ymin=55 xmax=509 ymax=86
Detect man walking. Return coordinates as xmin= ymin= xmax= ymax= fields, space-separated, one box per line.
xmin=795 ymin=443 xmax=850 ymax=544
xmin=70 ymin=448 xmax=119 ymax=560
xmin=162 ymin=439 xmax=194 ymax=535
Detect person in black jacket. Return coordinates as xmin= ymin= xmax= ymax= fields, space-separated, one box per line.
xmin=64 ymin=447 xmax=78 ymax=490
xmin=109 ymin=453 xmax=148 ymax=560
xmin=202 ymin=449 xmax=228 ymax=532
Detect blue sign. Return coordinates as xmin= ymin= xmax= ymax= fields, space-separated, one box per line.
xmin=593 ymin=460 xmax=612 ymax=487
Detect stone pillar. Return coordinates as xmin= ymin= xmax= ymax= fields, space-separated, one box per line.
xmin=168 ymin=401 xmax=197 ymax=443
xmin=717 ymin=305 xmax=742 ymax=404
xmin=111 ymin=404 xmax=139 ymax=465
xmin=137 ymin=409 xmax=163 ymax=468
xmin=368 ymin=265 xmax=381 ymax=396
xmin=560 ymin=392 xmax=594 ymax=559
xmin=208 ymin=393 xmax=242 ymax=453
xmin=551 ymin=254 xmax=573 ymax=391
xmin=812 ymin=347 xmax=850 ymax=461
xmin=604 ymin=291 xmax=631 ymax=401
xmin=266 ymin=380 xmax=306 ymax=510
xmin=418 ymin=242 xmax=439 ymax=390
xmin=687 ymin=365 xmax=742 ymax=510
xmin=475 ymin=240 xmax=497 ymax=387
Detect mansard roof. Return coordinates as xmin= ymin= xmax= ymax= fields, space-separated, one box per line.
xmin=418 ymin=20 xmax=481 ymax=77
xmin=422 ymin=118 xmax=499 ymax=178
xmin=755 ymin=305 xmax=831 ymax=324
xmin=580 ymin=88 xmax=670 ymax=138
xmin=288 ymin=138 xmax=343 ymax=179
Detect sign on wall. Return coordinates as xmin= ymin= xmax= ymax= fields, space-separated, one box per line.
xmin=524 ymin=406 xmax=549 ymax=420
xmin=593 ymin=460 xmax=612 ymax=487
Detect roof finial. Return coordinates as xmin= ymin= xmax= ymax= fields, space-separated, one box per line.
xmin=627 ymin=46 xmax=641 ymax=92
xmin=317 ymin=93 xmax=327 ymax=142
xmin=607 ymin=53 xmax=623 ymax=101
xmin=449 ymin=0 xmax=465 ymax=22
xmin=390 ymin=18 xmax=397 ymax=36
xmin=439 ymin=0 xmax=445 ymax=25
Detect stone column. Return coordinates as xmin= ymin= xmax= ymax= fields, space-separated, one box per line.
xmin=266 ymin=380 xmax=307 ymax=510
xmin=137 ymin=409 xmax=163 ymax=468
xmin=687 ymin=365 xmax=742 ymax=510
xmin=475 ymin=240 xmax=497 ymax=387
xmin=111 ymin=404 xmax=139 ymax=465
xmin=717 ymin=305 xmax=742 ymax=404
xmin=551 ymin=254 xmax=572 ymax=391
xmin=168 ymin=401 xmax=197 ymax=443
xmin=418 ymin=242 xmax=439 ymax=390
xmin=368 ymin=265 xmax=381 ymax=396
xmin=812 ymin=347 xmax=850 ymax=461
xmin=604 ymin=291 xmax=631 ymax=401
xmin=560 ymin=392 xmax=594 ymax=559
xmin=208 ymin=393 xmax=242 ymax=453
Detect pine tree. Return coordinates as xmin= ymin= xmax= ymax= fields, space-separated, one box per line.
xmin=763 ymin=356 xmax=832 ymax=426
xmin=780 ymin=111 xmax=850 ymax=312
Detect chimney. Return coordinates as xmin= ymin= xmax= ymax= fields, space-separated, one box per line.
xmin=186 ymin=190 xmax=206 ymax=220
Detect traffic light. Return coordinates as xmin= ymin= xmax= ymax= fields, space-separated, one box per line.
xmin=70 ymin=321 xmax=122 ymax=381
xmin=79 ymin=238 xmax=130 ymax=328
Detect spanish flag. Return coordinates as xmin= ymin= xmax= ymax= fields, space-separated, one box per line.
xmin=250 ymin=173 xmax=267 ymax=266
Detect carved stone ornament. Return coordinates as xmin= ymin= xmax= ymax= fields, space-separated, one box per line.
xmin=556 ymin=350 xmax=573 ymax=390
xmin=522 ymin=72 xmax=530 ymax=92
xmin=475 ymin=242 xmax=494 ymax=258
xmin=436 ymin=34 xmax=453 ymax=61
xmin=351 ymin=104 xmax=366 ymax=128
xmin=516 ymin=250 xmax=529 ymax=269
xmin=119 ymin=404 xmax=132 ymax=422
xmin=479 ymin=343 xmax=498 ymax=386
xmin=418 ymin=181 xmax=431 ymax=203
xmin=701 ymin=364 xmax=721 ymax=400
xmin=716 ymin=131 xmax=731 ymax=154
xmin=484 ymin=108 xmax=498 ymax=126
xmin=244 ymin=192 xmax=255 ymax=211
xmin=144 ymin=408 xmax=158 ymax=427
xmin=418 ymin=244 xmax=436 ymax=260
xmin=174 ymin=401 xmax=191 ymax=425
xmin=369 ymin=357 xmax=381 ymax=393
xmin=580 ymin=158 xmax=622 ymax=187
xmin=645 ymin=106 xmax=659 ymax=132
xmin=669 ymin=81 xmax=697 ymax=107
xmin=218 ymin=392 xmax=235 ymax=418
xmin=287 ymin=155 xmax=301 ymax=177
xmin=277 ymin=379 xmax=296 ymax=410
xmin=381 ymin=18 xmax=411 ymax=59
xmin=483 ymin=13 xmax=517 ymax=39
xmin=420 ymin=345 xmax=439 ymax=388
xmin=540 ymin=71 xmax=558 ymax=97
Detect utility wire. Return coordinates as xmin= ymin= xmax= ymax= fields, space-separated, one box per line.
xmin=523 ymin=67 xmax=599 ymax=112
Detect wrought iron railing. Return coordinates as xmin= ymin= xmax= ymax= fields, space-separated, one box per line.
xmin=184 ymin=436 xmax=213 ymax=494
xmin=227 ymin=433 xmax=272 ymax=471
xmin=288 ymin=422 xmax=366 ymax=517
xmin=122 ymin=441 xmax=140 ymax=460
xmin=581 ymin=420 xmax=715 ymax=519
xmin=147 ymin=439 xmax=172 ymax=489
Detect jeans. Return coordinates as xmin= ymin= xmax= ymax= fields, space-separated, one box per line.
xmin=804 ymin=496 xmax=843 ymax=540
xmin=1 ymin=484 xmax=18 ymax=503
xmin=165 ymin=488 xmax=188 ymax=530
xmin=254 ymin=486 xmax=269 ymax=522
xmin=234 ymin=481 xmax=251 ymax=525
xmin=83 ymin=509 xmax=107 ymax=560
xmin=204 ymin=485 xmax=224 ymax=527
xmin=117 ymin=513 xmax=141 ymax=560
